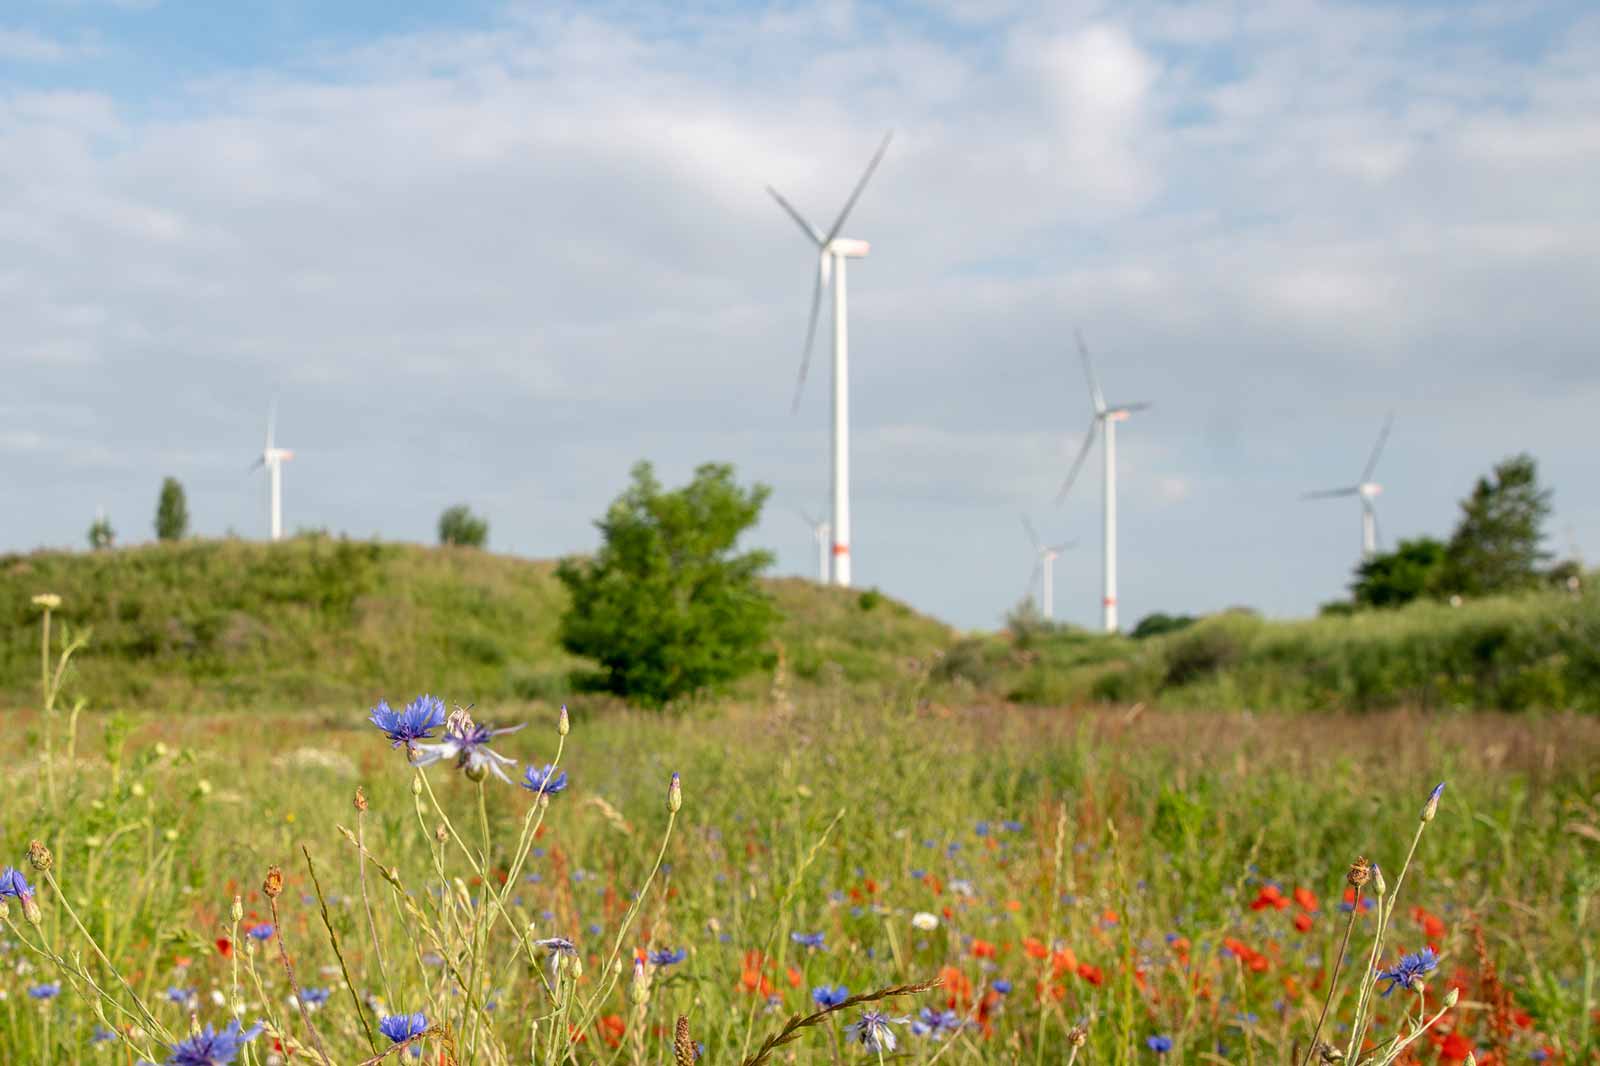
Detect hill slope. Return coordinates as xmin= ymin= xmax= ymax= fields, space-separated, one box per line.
xmin=0 ymin=538 xmax=955 ymax=711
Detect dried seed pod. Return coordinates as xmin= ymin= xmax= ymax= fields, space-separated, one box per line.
xmin=674 ymin=1017 xmax=697 ymax=1066
xmin=263 ymin=866 xmax=283 ymax=899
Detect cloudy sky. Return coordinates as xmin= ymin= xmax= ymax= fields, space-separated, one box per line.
xmin=3 ymin=1 xmax=1597 ymax=630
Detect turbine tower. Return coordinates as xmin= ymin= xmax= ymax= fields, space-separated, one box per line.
xmin=1023 ymin=515 xmax=1073 ymax=621
xmin=250 ymin=401 xmax=295 ymax=542
xmin=768 ymin=132 xmax=892 ymax=587
xmin=1303 ymin=413 xmax=1393 ymax=560
xmin=799 ymin=509 xmax=831 ymax=583
xmin=1055 ymin=331 xmax=1151 ymax=632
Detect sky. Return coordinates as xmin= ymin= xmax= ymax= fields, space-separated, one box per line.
xmin=3 ymin=1 xmax=1598 ymax=631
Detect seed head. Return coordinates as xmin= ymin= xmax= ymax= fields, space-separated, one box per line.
xmin=263 ymin=866 xmax=283 ymax=899
xmin=27 ymin=840 xmax=53 ymax=872
xmin=557 ymin=704 xmax=570 ymax=737
xmin=354 ymin=787 xmax=368 ymax=813
xmin=1316 ymin=1042 xmax=1344 ymax=1064
xmin=31 ymin=593 xmax=62 ymax=610
xmin=674 ymin=1017 xmax=696 ymax=1066
xmin=667 ymin=772 xmax=682 ymax=813
xmin=434 ymin=823 xmax=448 ymax=845
xmin=1067 ymin=1024 xmax=1089 ymax=1048
xmin=231 ymin=895 xmax=244 ymax=922
xmin=1347 ymin=856 xmax=1371 ymax=888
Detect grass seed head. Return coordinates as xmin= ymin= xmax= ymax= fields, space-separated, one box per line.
xmin=263 ymin=865 xmax=283 ymax=899
xmin=27 ymin=840 xmax=53 ymax=872
xmin=673 ymin=1017 xmax=695 ymax=1066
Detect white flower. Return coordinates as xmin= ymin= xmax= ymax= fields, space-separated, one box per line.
xmin=911 ymin=912 xmax=940 ymax=931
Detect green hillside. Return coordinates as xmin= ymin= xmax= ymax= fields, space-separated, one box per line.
xmin=0 ymin=537 xmax=954 ymax=711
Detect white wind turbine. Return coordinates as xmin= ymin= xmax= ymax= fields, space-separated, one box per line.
xmin=1303 ymin=413 xmax=1393 ymax=560
xmin=1055 ymin=331 xmax=1151 ymax=633
xmin=1022 ymin=516 xmax=1073 ymax=621
xmin=797 ymin=509 xmax=832 ymax=584
xmin=250 ymin=401 xmax=295 ymax=542
xmin=768 ymin=132 xmax=893 ymax=588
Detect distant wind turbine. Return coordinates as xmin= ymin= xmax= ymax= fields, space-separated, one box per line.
xmin=249 ymin=401 xmax=295 ymax=542
xmin=1022 ymin=515 xmax=1073 ymax=621
xmin=1303 ymin=413 xmax=1393 ymax=560
xmin=798 ymin=509 xmax=831 ymax=583
xmin=768 ymin=131 xmax=893 ymax=587
xmin=1055 ymin=331 xmax=1151 ymax=633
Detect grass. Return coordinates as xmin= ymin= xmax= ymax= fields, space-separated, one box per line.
xmin=3 ymin=598 xmax=1598 ymax=1063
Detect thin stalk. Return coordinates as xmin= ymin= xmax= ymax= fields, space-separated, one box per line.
xmin=302 ymin=845 xmax=379 ymax=1055
xmin=357 ymin=804 xmax=394 ymax=1004
xmin=1347 ymin=822 xmax=1426 ymax=1062
xmin=40 ymin=869 xmax=171 ymax=1045
xmin=1301 ymin=884 xmax=1362 ymax=1066
xmin=267 ymin=893 xmax=333 ymax=1066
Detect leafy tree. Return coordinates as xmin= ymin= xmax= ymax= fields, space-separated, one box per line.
xmin=155 ymin=477 xmax=189 ymax=541
xmin=438 ymin=505 xmax=489 ymax=548
xmin=1131 ymin=612 xmax=1196 ymax=640
xmin=1350 ymin=536 xmax=1447 ymax=608
xmin=1442 ymin=454 xmax=1551 ymax=596
xmin=556 ymin=461 xmax=777 ymax=706
xmin=87 ymin=513 xmax=115 ymax=550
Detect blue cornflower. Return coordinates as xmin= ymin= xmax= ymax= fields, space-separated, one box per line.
xmin=812 ymin=984 xmax=850 ymax=1008
xmin=791 ymin=931 xmax=825 ymax=949
xmin=1376 ymin=947 xmax=1438 ymax=996
xmin=28 ymin=982 xmax=60 ymax=999
xmin=536 ymin=936 xmax=580 ymax=980
xmin=369 ymin=695 xmax=447 ymax=749
xmin=1002 ymin=819 xmax=1024 ymax=832
xmin=92 ymin=1026 xmax=116 ymax=1043
xmin=246 ymin=923 xmax=274 ymax=941
xmin=521 ymin=764 xmax=569 ymax=797
xmin=299 ymin=987 xmax=330 ymax=1007
xmin=1422 ymin=782 xmax=1445 ymax=821
xmin=165 ymin=986 xmax=194 ymax=1005
xmin=649 ymin=947 xmax=687 ymax=968
xmin=164 ymin=1019 xmax=263 ymax=1066
xmin=379 ymin=1012 xmax=430 ymax=1044
xmin=845 ymin=1011 xmax=903 ymax=1053
xmin=1532 ymin=1050 xmax=1549 ymax=1062
xmin=910 ymin=1007 xmax=962 ymax=1037
xmin=993 ymin=979 xmax=1013 ymax=995
xmin=412 ymin=710 xmax=524 ymax=784
xmin=1147 ymin=1035 xmax=1174 ymax=1054
xmin=0 ymin=866 xmax=34 ymax=900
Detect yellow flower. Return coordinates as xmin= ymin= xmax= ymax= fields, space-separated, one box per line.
xmin=30 ymin=593 xmax=62 ymax=610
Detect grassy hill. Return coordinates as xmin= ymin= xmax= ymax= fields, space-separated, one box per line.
xmin=0 ymin=537 xmax=955 ymax=711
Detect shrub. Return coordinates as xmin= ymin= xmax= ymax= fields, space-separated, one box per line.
xmin=555 ymin=461 xmax=778 ymax=706
xmin=1130 ymin=611 xmax=1195 ymax=640
xmin=438 ymin=505 xmax=489 ymax=548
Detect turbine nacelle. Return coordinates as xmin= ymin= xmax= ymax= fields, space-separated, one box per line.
xmin=1359 ymin=482 xmax=1382 ymax=499
xmin=826 ymin=238 xmax=870 ymax=259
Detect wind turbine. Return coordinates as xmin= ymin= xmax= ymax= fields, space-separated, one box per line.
xmin=768 ymin=131 xmax=893 ymax=587
xmin=1055 ymin=331 xmax=1151 ymax=633
xmin=798 ymin=508 xmax=831 ymax=583
xmin=1303 ymin=413 xmax=1393 ymax=560
xmin=250 ymin=401 xmax=295 ymax=542
xmin=1022 ymin=516 xmax=1073 ymax=621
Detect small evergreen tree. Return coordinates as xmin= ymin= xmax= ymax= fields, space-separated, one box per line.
xmin=1350 ymin=536 xmax=1447 ymax=608
xmin=1442 ymin=454 xmax=1551 ymax=596
xmin=556 ymin=461 xmax=777 ymax=706
xmin=87 ymin=513 xmax=115 ymax=550
xmin=438 ymin=505 xmax=489 ymax=548
xmin=155 ymin=477 xmax=189 ymax=541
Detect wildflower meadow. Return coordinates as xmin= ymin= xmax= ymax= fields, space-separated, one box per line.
xmin=4 ymin=596 xmax=1598 ymax=1066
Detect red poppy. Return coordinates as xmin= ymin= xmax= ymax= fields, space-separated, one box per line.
xmin=597 ymin=1014 xmax=625 ymax=1049
xmin=1411 ymin=907 xmax=1446 ymax=942
xmin=971 ymin=939 xmax=997 ymax=959
xmin=1250 ymin=885 xmax=1290 ymax=911
xmin=1076 ymin=963 xmax=1103 ymax=986
xmin=1023 ymin=937 xmax=1049 ymax=960
xmin=1051 ymin=948 xmax=1078 ymax=978
xmin=1292 ymin=886 xmax=1319 ymax=912
xmin=1293 ymin=913 xmax=1315 ymax=933
xmin=1439 ymin=1032 xmax=1475 ymax=1062
xmin=215 ymin=938 xmax=232 ymax=958
xmin=1100 ymin=908 xmax=1120 ymax=926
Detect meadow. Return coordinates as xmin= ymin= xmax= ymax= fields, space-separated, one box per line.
xmin=2 ymin=547 xmax=1598 ymax=1065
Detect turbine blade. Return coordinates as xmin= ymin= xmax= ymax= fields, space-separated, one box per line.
xmin=822 ymin=131 xmax=893 ymax=245
xmin=1361 ymin=411 xmax=1394 ymax=482
xmin=1055 ymin=417 xmax=1100 ymax=504
xmin=1075 ymin=330 xmax=1107 ymax=414
xmin=790 ymin=254 xmax=826 ymax=413
xmin=1028 ymin=560 xmax=1042 ymax=595
xmin=1301 ymin=487 xmax=1360 ymax=500
xmin=767 ymin=186 xmax=825 ymax=246
xmin=1049 ymin=540 xmax=1075 ymax=553
xmin=1021 ymin=514 xmax=1040 ymax=551
xmin=1114 ymin=401 xmax=1153 ymax=414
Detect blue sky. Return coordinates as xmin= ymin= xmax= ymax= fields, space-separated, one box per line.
xmin=4 ymin=1 xmax=1599 ymax=630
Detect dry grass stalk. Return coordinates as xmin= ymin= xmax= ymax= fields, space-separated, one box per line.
xmin=739 ymin=978 xmax=940 ymax=1066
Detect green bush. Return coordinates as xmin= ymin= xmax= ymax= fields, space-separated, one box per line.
xmin=155 ymin=478 xmax=189 ymax=542
xmin=438 ymin=505 xmax=489 ymax=548
xmin=555 ymin=461 xmax=778 ymax=707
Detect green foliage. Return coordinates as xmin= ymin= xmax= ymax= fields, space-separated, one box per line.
xmin=1130 ymin=611 xmax=1195 ymax=639
xmin=857 ymin=588 xmax=883 ymax=612
xmin=555 ymin=461 xmax=779 ymax=706
xmin=1350 ymin=536 xmax=1446 ymax=608
xmin=438 ymin=504 xmax=489 ymax=548
xmin=87 ymin=514 xmax=115 ymax=551
xmin=155 ymin=477 xmax=189 ymax=542
xmin=1443 ymin=453 xmax=1552 ymax=596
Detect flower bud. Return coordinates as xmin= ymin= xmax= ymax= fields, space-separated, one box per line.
xmin=0 ymin=899 xmax=8 ymax=920
xmin=411 ymin=774 xmax=424 ymax=797
xmin=231 ymin=895 xmax=244 ymax=922
xmin=628 ymin=957 xmax=651 ymax=1004
xmin=1443 ymin=986 xmax=1459 ymax=1008
xmin=1372 ymin=864 xmax=1387 ymax=897
xmin=27 ymin=840 xmax=53 ymax=872
xmin=263 ymin=866 xmax=283 ymax=899
xmin=23 ymin=896 xmax=43 ymax=925
xmin=558 ymin=704 xmax=570 ymax=736
xmin=1463 ymin=1054 xmax=1475 ymax=1066
xmin=667 ymin=772 xmax=682 ymax=813
xmin=354 ymin=787 xmax=368 ymax=813
xmin=1421 ymin=782 xmax=1444 ymax=823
